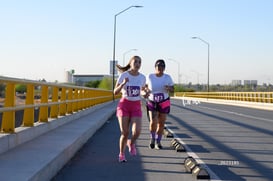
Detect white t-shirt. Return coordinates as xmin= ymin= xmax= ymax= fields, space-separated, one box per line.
xmin=146 ymin=73 xmax=174 ymax=102
xmin=117 ymin=71 xmax=146 ymax=101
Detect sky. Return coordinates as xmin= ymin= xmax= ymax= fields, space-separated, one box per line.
xmin=1 ymin=0 xmax=273 ymax=85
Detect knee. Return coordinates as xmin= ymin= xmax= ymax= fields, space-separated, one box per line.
xmin=150 ymin=119 xmax=157 ymax=127
xmin=158 ymin=121 xmax=165 ymax=129
xmin=121 ymin=130 xmax=129 ymax=138
xmin=132 ymin=129 xmax=141 ymax=137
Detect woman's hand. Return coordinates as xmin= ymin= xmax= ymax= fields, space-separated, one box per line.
xmin=121 ymin=77 xmax=129 ymax=86
xmin=141 ymin=86 xmax=150 ymax=98
xmin=165 ymin=85 xmax=174 ymax=93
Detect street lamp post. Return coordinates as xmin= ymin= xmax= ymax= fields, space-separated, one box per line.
xmin=191 ymin=37 xmax=210 ymax=93
xmin=168 ymin=58 xmax=181 ymax=85
xmin=123 ymin=49 xmax=137 ymax=66
xmin=112 ymin=5 xmax=143 ymax=101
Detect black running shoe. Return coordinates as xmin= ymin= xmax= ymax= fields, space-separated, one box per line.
xmin=149 ymin=138 xmax=155 ymax=149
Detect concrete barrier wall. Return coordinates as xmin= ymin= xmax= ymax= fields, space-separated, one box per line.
xmin=0 ymin=101 xmax=113 ymax=155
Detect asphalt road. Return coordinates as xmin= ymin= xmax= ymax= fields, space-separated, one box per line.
xmin=167 ymin=99 xmax=273 ymax=181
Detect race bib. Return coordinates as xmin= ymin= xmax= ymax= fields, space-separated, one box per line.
xmin=127 ymin=86 xmax=140 ymax=97
xmin=154 ymin=93 xmax=164 ymax=102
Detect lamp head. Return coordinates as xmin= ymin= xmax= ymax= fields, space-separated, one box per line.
xmin=191 ymin=37 xmax=198 ymax=39
xmin=133 ymin=5 xmax=143 ymax=8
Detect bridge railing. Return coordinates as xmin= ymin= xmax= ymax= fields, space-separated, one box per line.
xmin=175 ymin=91 xmax=273 ymax=103
xmin=0 ymin=76 xmax=119 ymax=134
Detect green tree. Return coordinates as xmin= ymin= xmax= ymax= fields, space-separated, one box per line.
xmin=85 ymin=80 xmax=100 ymax=88
xmin=98 ymin=77 xmax=112 ymax=90
xmin=15 ymin=84 xmax=27 ymax=93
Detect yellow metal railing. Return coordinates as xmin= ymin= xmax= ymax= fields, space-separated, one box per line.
xmin=0 ymin=76 xmax=120 ymax=133
xmin=175 ymin=92 xmax=273 ymax=104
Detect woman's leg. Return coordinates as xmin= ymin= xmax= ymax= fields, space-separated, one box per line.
xmin=157 ymin=113 xmax=167 ymax=135
xmin=126 ymin=116 xmax=141 ymax=156
xmin=130 ymin=117 xmax=142 ymax=144
xmin=155 ymin=113 xmax=167 ymax=149
xmin=148 ymin=110 xmax=158 ymax=148
xmin=118 ymin=116 xmax=130 ymax=156
xmin=149 ymin=110 xmax=158 ymax=133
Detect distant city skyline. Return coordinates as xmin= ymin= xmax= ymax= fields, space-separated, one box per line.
xmin=1 ymin=1 xmax=273 ymax=85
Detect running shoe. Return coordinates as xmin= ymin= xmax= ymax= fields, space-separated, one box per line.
xmin=127 ymin=139 xmax=137 ymax=156
xmin=155 ymin=142 xmax=163 ymax=150
xmin=118 ymin=153 xmax=127 ymax=162
xmin=149 ymin=138 xmax=155 ymax=149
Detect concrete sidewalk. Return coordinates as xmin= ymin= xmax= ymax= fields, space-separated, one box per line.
xmin=0 ymin=101 xmax=117 ymax=181
xmin=52 ymin=103 xmax=199 ymax=181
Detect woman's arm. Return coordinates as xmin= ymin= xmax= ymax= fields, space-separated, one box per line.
xmin=113 ymin=77 xmax=128 ymax=95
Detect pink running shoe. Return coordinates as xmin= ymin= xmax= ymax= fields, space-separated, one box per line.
xmin=127 ymin=139 xmax=137 ymax=156
xmin=118 ymin=153 xmax=127 ymax=162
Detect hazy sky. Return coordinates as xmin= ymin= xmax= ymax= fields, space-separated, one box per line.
xmin=1 ymin=0 xmax=273 ymax=85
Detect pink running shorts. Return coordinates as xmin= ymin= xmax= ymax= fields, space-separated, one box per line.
xmin=116 ymin=98 xmax=142 ymax=117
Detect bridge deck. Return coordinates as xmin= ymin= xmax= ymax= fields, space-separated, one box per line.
xmin=0 ymin=100 xmax=200 ymax=181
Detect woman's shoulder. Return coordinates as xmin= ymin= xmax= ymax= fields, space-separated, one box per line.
xmin=120 ymin=71 xmax=129 ymax=76
xmin=147 ymin=73 xmax=155 ymax=78
xmin=163 ymin=73 xmax=172 ymax=78
xmin=138 ymin=72 xmax=146 ymax=77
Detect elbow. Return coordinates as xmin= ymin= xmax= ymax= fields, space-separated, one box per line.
xmin=113 ymin=90 xmax=117 ymax=95
xmin=113 ymin=89 xmax=119 ymax=95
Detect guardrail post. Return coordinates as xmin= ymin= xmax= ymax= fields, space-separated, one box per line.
xmin=22 ymin=84 xmax=35 ymax=126
xmin=78 ymin=89 xmax=83 ymax=111
xmin=261 ymin=93 xmax=266 ymax=102
xmin=250 ymin=93 xmax=254 ymax=102
xmin=83 ymin=90 xmax=88 ymax=109
xmin=255 ymin=93 xmax=258 ymax=102
xmin=59 ymin=87 xmax=66 ymax=116
xmin=67 ymin=88 xmax=73 ymax=114
xmin=50 ymin=86 xmax=59 ymax=118
xmin=88 ymin=90 xmax=94 ymax=107
xmin=1 ymin=83 xmax=15 ymax=133
xmin=39 ymin=85 xmax=49 ymax=122
xmin=83 ymin=89 xmax=88 ymax=109
xmin=225 ymin=92 xmax=228 ymax=100
xmin=246 ymin=92 xmax=250 ymax=102
xmin=72 ymin=89 xmax=78 ymax=112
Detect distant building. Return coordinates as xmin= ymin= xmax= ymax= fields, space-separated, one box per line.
xmin=73 ymin=74 xmax=111 ymax=86
xmin=65 ymin=71 xmax=73 ymax=83
xmin=64 ymin=69 xmax=75 ymax=83
xmin=231 ymin=80 xmax=242 ymax=86
xmin=244 ymin=80 xmax=258 ymax=86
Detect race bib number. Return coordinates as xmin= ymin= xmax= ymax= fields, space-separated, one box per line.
xmin=154 ymin=93 xmax=164 ymax=102
xmin=127 ymin=86 xmax=140 ymax=97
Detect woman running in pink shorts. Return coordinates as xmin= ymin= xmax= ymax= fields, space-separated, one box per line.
xmin=114 ymin=55 xmax=148 ymax=162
